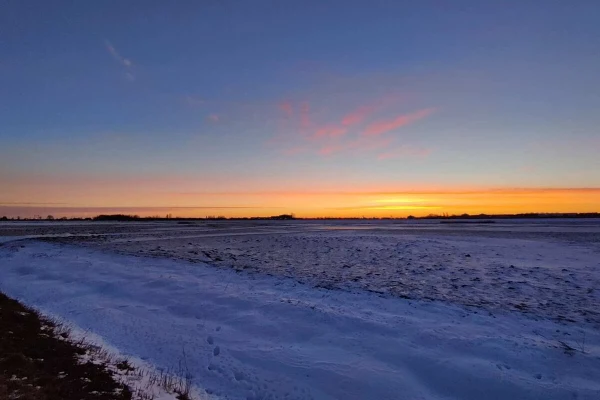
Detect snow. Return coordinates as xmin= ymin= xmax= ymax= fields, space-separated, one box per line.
xmin=68 ymin=326 xmax=204 ymax=400
xmin=33 ymin=219 xmax=600 ymax=325
xmin=1 ymin=223 xmax=600 ymax=400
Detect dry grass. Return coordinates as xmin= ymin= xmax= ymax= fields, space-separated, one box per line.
xmin=0 ymin=291 xmax=132 ymax=400
xmin=0 ymin=292 xmax=202 ymax=400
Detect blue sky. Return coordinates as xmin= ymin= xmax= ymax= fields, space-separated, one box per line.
xmin=1 ymin=1 xmax=599 ymax=217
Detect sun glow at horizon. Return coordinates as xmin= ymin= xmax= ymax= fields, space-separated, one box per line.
xmin=2 ymin=187 xmax=599 ymax=219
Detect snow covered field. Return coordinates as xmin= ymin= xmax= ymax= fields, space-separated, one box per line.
xmin=1 ymin=220 xmax=599 ymax=399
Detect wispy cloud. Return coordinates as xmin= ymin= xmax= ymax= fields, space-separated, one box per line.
xmin=309 ymin=105 xmax=374 ymax=141
xmin=317 ymin=144 xmax=343 ymax=156
xmin=313 ymin=126 xmax=347 ymax=139
xmin=268 ymin=95 xmax=433 ymax=159
xmin=278 ymin=100 xmax=293 ymax=117
xmin=363 ymin=108 xmax=435 ymax=136
xmin=341 ymin=106 xmax=375 ymax=126
xmin=105 ymin=40 xmax=132 ymax=67
xmin=104 ymin=40 xmax=135 ymax=81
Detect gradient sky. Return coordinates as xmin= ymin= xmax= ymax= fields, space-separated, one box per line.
xmin=2 ymin=1 xmax=600 ymax=218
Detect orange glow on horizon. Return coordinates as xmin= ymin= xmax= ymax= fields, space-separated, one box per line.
xmin=2 ymin=187 xmax=599 ymax=219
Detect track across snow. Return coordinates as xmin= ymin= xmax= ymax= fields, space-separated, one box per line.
xmin=1 ymin=240 xmax=599 ymax=400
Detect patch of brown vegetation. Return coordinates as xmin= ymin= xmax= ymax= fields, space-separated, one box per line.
xmin=0 ymin=291 xmax=132 ymax=400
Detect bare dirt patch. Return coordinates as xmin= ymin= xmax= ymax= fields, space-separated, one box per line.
xmin=0 ymin=291 xmax=132 ymax=400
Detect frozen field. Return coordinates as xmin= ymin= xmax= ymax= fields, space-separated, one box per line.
xmin=1 ymin=220 xmax=599 ymax=399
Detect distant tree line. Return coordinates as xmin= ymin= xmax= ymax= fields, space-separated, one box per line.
xmin=91 ymin=213 xmax=297 ymax=221
xmin=2 ymin=212 xmax=600 ymax=222
xmin=93 ymin=214 xmax=141 ymax=221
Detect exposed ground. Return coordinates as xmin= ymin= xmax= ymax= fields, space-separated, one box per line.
xmin=0 ymin=291 xmax=132 ymax=400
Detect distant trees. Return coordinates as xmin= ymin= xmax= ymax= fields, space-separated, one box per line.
xmin=205 ymin=215 xmax=227 ymax=220
xmin=203 ymin=214 xmax=296 ymax=220
xmin=0 ymin=216 xmax=7 ymax=221
xmin=270 ymin=214 xmax=295 ymax=220
xmin=23 ymin=212 xmax=600 ymax=222
xmin=93 ymin=214 xmax=141 ymax=221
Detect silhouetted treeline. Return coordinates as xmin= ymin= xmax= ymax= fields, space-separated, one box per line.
xmin=93 ymin=214 xmax=141 ymax=221
xmin=91 ymin=214 xmax=297 ymax=221
xmin=2 ymin=212 xmax=600 ymax=222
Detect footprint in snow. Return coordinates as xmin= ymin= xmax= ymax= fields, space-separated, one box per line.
xmin=234 ymin=371 xmax=245 ymax=381
xmin=214 ymin=346 xmax=220 ymax=356
xmin=207 ymin=336 xmax=214 ymax=345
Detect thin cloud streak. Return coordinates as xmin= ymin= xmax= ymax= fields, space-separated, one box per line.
xmin=313 ymin=126 xmax=347 ymax=139
xmin=272 ymin=95 xmax=434 ymax=159
xmin=363 ymin=108 xmax=435 ymax=136
xmin=104 ymin=40 xmax=135 ymax=81
xmin=341 ymin=106 xmax=375 ymax=126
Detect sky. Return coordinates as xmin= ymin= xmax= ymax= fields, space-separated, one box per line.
xmin=1 ymin=1 xmax=599 ymax=218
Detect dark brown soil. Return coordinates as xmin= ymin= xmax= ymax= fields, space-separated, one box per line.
xmin=0 ymin=291 xmax=132 ymax=400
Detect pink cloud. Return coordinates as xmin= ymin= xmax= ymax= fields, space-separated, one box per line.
xmin=340 ymin=94 xmax=405 ymax=127
xmin=377 ymin=146 xmax=432 ymax=160
xmin=268 ymin=94 xmax=433 ymax=160
xmin=313 ymin=126 xmax=348 ymax=139
xmin=318 ymin=144 xmax=345 ymax=156
xmin=341 ymin=106 xmax=375 ymax=126
xmin=363 ymin=108 xmax=435 ymax=136
xmin=278 ymin=101 xmax=293 ymax=117
xmin=207 ymin=114 xmax=220 ymax=123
